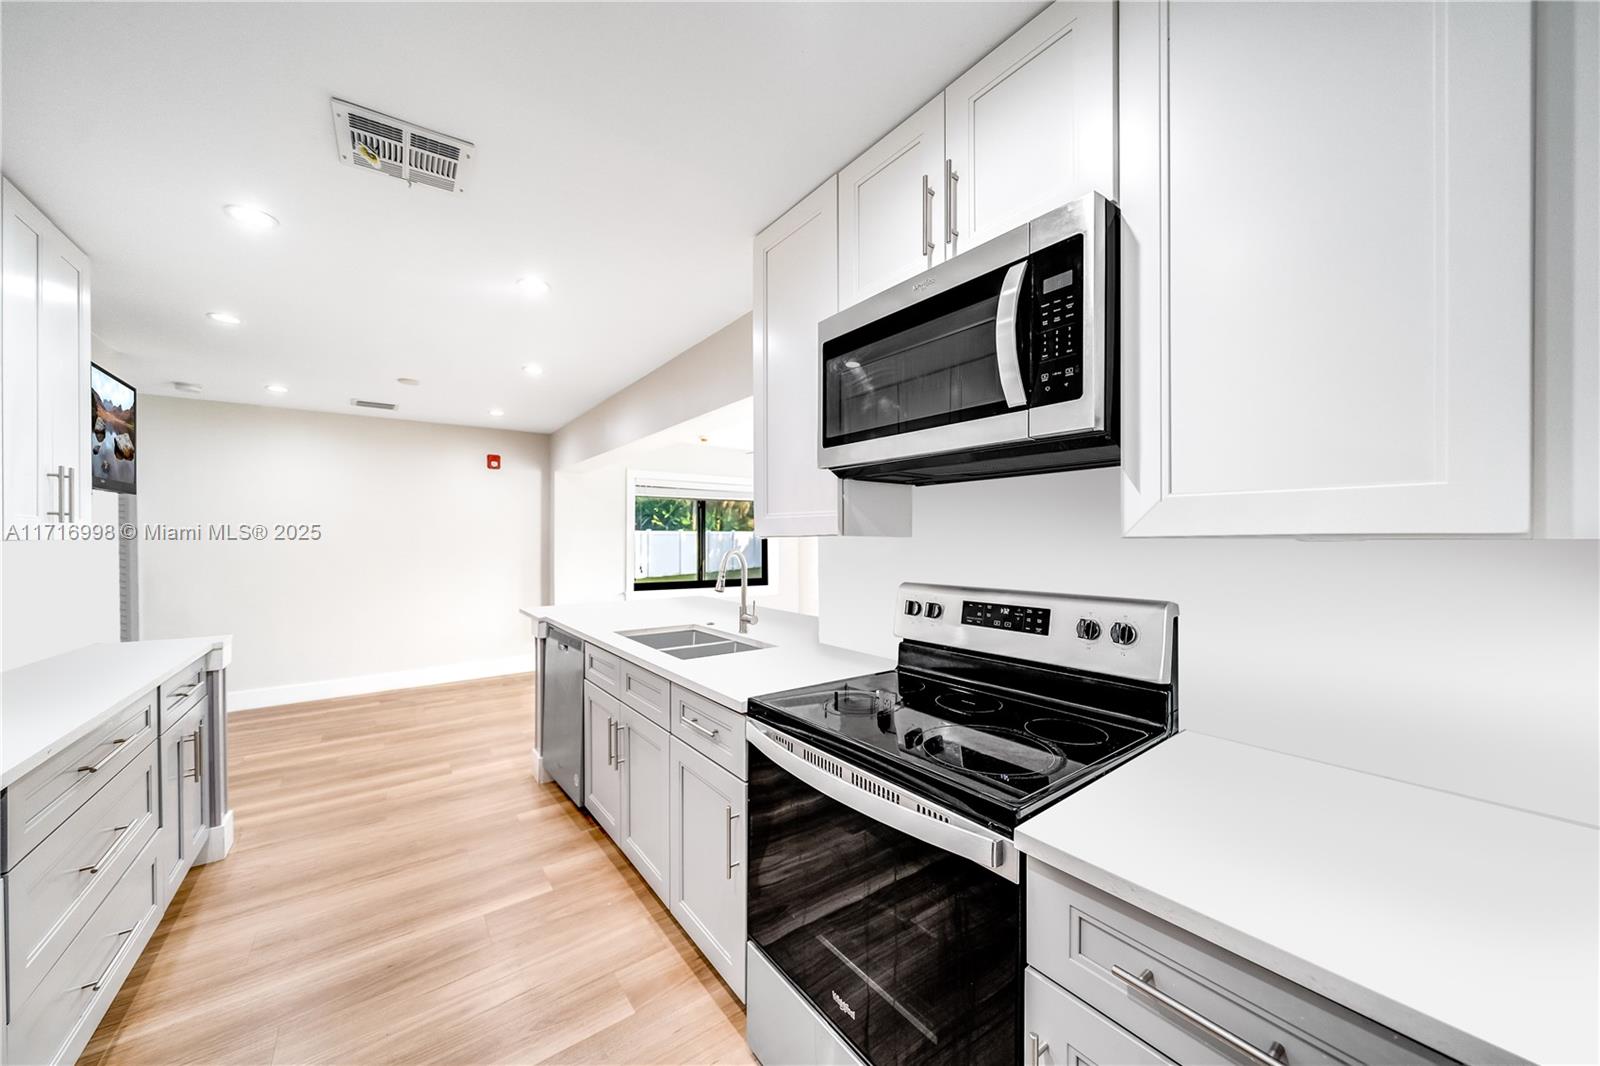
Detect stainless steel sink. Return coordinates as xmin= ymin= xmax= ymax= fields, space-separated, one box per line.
xmin=620 ymin=625 xmax=769 ymax=660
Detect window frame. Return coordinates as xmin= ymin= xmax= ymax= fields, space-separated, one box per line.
xmin=626 ymin=472 xmax=770 ymax=595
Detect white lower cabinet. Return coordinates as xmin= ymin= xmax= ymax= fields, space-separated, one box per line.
xmin=1025 ymin=967 xmax=1175 ymax=1066
xmin=157 ymin=696 xmax=210 ymax=903
xmin=618 ymin=705 xmax=670 ymax=899
xmin=669 ymin=735 xmax=747 ymax=999
xmin=584 ymin=681 xmax=624 ymax=844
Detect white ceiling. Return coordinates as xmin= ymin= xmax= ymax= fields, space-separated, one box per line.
xmin=2 ymin=2 xmax=1041 ymax=433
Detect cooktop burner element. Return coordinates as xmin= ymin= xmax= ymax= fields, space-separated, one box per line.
xmin=1024 ymin=718 xmax=1112 ymax=747
xmin=825 ymin=689 xmax=895 ymax=716
xmin=933 ymin=690 xmax=1003 ymax=715
xmin=914 ymin=725 xmax=1067 ymax=780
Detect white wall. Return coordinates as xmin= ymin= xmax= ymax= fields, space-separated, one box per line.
xmin=1 ymin=489 xmax=120 ymax=669
xmin=135 ymin=396 xmax=549 ymax=706
xmin=819 ymin=469 xmax=1599 ymax=827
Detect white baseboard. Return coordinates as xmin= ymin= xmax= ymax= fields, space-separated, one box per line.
xmin=196 ymin=809 xmax=235 ymax=864
xmin=229 ymin=654 xmax=536 ymax=711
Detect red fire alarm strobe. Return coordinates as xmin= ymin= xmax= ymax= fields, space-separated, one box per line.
xmin=486 ymin=454 xmax=501 ymax=470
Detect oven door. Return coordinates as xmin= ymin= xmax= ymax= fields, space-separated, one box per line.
xmin=747 ymin=723 xmax=1021 ymax=1066
xmin=818 ymin=225 xmax=1033 ymax=471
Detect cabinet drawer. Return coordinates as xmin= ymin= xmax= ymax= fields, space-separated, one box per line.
xmin=669 ymin=684 xmax=745 ymax=779
xmin=6 ymin=834 xmax=162 ymax=1066
xmin=158 ymin=657 xmax=207 ymax=732
xmin=618 ymin=661 xmax=670 ymax=730
xmin=1026 ymin=966 xmax=1176 ymax=1066
xmin=1027 ymin=865 xmax=1453 ymax=1065
xmin=5 ymin=740 xmax=158 ymax=1013
xmin=3 ymin=691 xmax=156 ymax=872
xmin=583 ymin=643 xmax=622 ymax=696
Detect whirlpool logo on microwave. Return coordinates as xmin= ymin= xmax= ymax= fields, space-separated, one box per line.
xmin=830 ymin=990 xmax=857 ymax=1020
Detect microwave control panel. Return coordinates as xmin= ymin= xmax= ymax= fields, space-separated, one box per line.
xmin=1030 ymin=233 xmax=1084 ymax=407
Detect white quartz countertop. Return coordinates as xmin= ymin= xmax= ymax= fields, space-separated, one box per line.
xmin=2 ymin=637 xmax=232 ymax=788
xmin=1015 ymin=731 xmax=1599 ymax=1066
xmin=521 ymin=597 xmax=891 ymax=709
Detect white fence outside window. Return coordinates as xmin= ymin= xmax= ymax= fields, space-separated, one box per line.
xmin=633 ymin=530 xmax=762 ymax=582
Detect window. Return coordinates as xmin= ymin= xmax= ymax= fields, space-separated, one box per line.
xmin=633 ymin=494 xmax=767 ymax=591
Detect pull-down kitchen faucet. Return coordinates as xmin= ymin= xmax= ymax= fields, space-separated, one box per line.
xmin=715 ymin=548 xmax=758 ymax=634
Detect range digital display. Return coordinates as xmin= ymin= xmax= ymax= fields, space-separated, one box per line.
xmin=961 ymin=600 xmax=1051 ymax=635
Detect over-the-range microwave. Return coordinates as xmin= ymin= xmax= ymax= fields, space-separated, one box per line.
xmin=818 ymin=192 xmax=1118 ymax=485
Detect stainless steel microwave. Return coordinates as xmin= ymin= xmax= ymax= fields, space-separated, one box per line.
xmin=818 ymin=192 xmax=1118 ymax=484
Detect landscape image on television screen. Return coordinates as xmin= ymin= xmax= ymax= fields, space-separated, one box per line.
xmin=91 ymin=363 xmax=136 ymax=494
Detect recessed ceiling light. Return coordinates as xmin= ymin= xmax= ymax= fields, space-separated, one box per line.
xmin=173 ymin=381 xmax=205 ymax=394
xmin=397 ymin=377 xmax=420 ymax=386
xmin=206 ymin=311 xmax=242 ymax=326
xmin=222 ymin=204 xmax=279 ymax=231
xmin=517 ymin=276 xmax=550 ymax=298
xmin=265 ymin=384 xmax=288 ymax=394
xmin=698 ymin=435 xmax=710 ymax=444
xmin=522 ymin=363 xmax=544 ymax=377
xmin=488 ymin=408 xmax=505 ymax=418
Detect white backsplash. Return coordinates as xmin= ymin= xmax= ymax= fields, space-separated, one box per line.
xmin=818 ymin=468 xmax=1599 ymax=826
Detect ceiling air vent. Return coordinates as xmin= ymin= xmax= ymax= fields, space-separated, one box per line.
xmin=350 ymin=399 xmax=398 ymax=411
xmin=330 ymin=98 xmax=473 ymax=194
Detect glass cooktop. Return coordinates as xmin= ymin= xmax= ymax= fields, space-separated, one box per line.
xmin=749 ymin=668 xmax=1159 ymax=829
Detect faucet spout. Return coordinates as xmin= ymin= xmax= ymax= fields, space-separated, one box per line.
xmin=714 ymin=548 xmax=759 ymax=634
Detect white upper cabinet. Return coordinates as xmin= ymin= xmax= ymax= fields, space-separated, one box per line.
xmin=2 ymin=178 xmax=90 ymax=529
xmin=753 ymin=177 xmax=912 ymax=538
xmin=1120 ymin=1 xmax=1534 ymax=536
xmin=945 ymin=1 xmax=1116 ymax=256
xmin=837 ymin=95 xmax=947 ymax=309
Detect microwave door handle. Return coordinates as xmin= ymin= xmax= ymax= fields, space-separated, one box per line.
xmin=995 ymin=260 xmax=1029 ymax=408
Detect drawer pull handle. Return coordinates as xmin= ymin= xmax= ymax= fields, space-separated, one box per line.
xmin=78 ymin=739 xmax=128 ymax=773
xmin=170 ymin=682 xmax=199 ymax=701
xmin=1028 ymin=1031 xmax=1049 ymax=1066
xmin=1112 ymin=965 xmax=1289 ymax=1065
xmin=79 ymin=824 xmax=134 ymax=874
xmin=682 ymin=714 xmax=720 ymax=741
xmin=80 ymin=928 xmax=136 ymax=992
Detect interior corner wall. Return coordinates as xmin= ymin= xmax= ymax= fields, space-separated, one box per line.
xmin=133 ymin=396 xmax=551 ymax=707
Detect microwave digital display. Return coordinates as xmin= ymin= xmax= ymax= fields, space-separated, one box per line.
xmin=1042 ymin=270 xmax=1075 ymax=295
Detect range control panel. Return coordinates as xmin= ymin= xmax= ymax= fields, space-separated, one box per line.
xmin=894 ymin=582 xmax=1178 ymax=685
xmin=961 ymin=600 xmax=1051 ymax=635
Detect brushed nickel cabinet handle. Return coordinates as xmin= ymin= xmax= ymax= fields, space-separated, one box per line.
xmin=615 ymin=724 xmax=627 ymax=767
xmin=46 ymin=465 xmax=67 ymax=522
xmin=190 ymin=723 xmax=203 ymax=781
xmin=1028 ymin=1031 xmax=1048 ymax=1066
xmin=606 ymin=716 xmax=616 ymax=766
xmin=681 ymin=714 xmax=719 ymax=741
xmin=79 ymin=824 xmax=133 ymax=874
xmin=78 ymin=738 xmax=128 ymax=773
xmin=66 ymin=465 xmax=75 ymax=523
xmin=945 ymin=158 xmax=959 ymax=245
xmin=921 ymin=173 xmax=935 ymax=256
xmin=1112 ymin=965 xmax=1288 ymax=1065
xmin=80 ymin=928 xmax=136 ymax=991
xmin=724 ymin=806 xmax=739 ymax=878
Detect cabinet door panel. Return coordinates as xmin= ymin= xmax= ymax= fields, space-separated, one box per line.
xmin=1121 ymin=1 xmax=1532 ymax=535
xmin=669 ymin=736 xmax=746 ymax=999
xmin=839 ymin=95 xmax=946 ymax=308
xmin=41 ymin=240 xmax=88 ymax=521
xmin=584 ymin=682 xmax=623 ymax=842
xmin=3 ymin=184 xmax=44 ymax=524
xmin=754 ymin=178 xmax=843 ymax=537
xmin=620 ymin=706 xmax=670 ymax=900
xmin=946 ymin=1 xmax=1115 ymax=255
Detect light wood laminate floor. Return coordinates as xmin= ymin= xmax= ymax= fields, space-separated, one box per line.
xmin=79 ymin=674 xmax=755 ymax=1065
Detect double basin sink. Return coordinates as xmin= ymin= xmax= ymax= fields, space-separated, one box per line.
xmin=621 ymin=625 xmax=770 ymax=660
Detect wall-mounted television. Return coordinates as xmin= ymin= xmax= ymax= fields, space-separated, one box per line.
xmin=90 ymin=363 xmax=136 ymax=494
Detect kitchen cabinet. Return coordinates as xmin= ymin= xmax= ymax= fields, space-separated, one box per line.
xmin=618 ymin=704 xmax=670 ymax=900
xmin=944 ymin=1 xmax=1115 ymax=256
xmin=669 ymin=735 xmax=746 ymax=999
xmin=752 ymin=177 xmax=911 ymax=538
xmin=837 ymin=95 xmax=947 ymax=308
xmin=583 ymin=681 xmax=624 ymax=844
xmin=1119 ymin=1 xmax=1534 ymax=536
xmin=157 ymin=694 xmax=210 ymax=903
xmin=2 ymin=177 xmax=90 ymax=529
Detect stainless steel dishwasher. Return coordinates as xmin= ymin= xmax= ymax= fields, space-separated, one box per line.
xmin=538 ymin=625 xmax=585 ymax=808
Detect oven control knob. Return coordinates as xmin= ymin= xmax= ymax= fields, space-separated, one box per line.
xmin=1076 ymin=618 xmax=1101 ymax=641
xmin=925 ymin=602 xmax=944 ymax=620
xmin=1109 ymin=622 xmax=1138 ymax=646
xmin=904 ymin=600 xmax=922 ymax=617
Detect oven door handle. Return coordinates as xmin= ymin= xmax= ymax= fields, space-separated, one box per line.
xmin=994 ymin=260 xmax=1030 ymax=409
xmin=747 ymin=722 xmax=1018 ymax=883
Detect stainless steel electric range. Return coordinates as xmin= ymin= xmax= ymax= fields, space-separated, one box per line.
xmin=744 ymin=583 xmax=1178 ymax=1066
